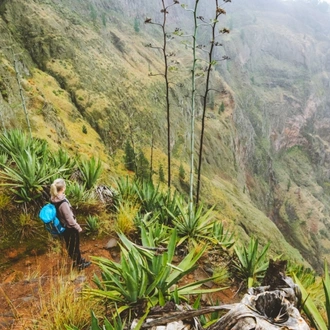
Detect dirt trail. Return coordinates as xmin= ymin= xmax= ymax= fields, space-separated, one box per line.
xmin=0 ymin=236 xmax=112 ymax=329
xmin=0 ymin=236 xmax=239 ymax=329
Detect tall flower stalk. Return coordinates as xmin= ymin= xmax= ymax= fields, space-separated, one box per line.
xmin=188 ymin=0 xmax=200 ymax=222
xmin=145 ymin=0 xmax=180 ymax=187
xmin=196 ymin=1 xmax=230 ymax=204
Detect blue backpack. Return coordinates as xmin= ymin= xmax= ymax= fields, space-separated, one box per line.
xmin=39 ymin=200 xmax=66 ymax=235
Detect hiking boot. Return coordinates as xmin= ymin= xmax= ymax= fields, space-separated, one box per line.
xmin=77 ymin=261 xmax=91 ymax=270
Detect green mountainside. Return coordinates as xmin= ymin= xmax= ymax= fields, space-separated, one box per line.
xmin=1 ymin=0 xmax=330 ymax=271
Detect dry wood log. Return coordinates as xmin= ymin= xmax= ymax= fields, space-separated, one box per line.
xmin=134 ymin=260 xmax=310 ymax=330
xmin=140 ymin=305 xmax=233 ymax=328
xmin=207 ymin=291 xmax=309 ymax=330
xmin=207 ymin=259 xmax=309 ymax=330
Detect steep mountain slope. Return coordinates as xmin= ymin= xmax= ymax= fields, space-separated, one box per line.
xmin=221 ymin=0 xmax=330 ymax=269
xmin=1 ymin=0 xmax=330 ymax=270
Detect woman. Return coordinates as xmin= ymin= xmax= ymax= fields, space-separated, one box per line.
xmin=50 ymin=178 xmax=91 ymax=270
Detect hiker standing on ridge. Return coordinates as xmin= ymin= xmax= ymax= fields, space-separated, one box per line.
xmin=50 ymin=178 xmax=91 ymax=270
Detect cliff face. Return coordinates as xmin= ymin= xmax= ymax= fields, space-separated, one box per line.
xmin=1 ymin=0 xmax=330 ymax=270
xmin=222 ymin=0 xmax=330 ymax=269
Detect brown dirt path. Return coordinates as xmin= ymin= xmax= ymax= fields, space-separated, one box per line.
xmin=0 ymin=236 xmax=112 ymax=329
xmin=0 ymin=236 xmax=240 ymax=329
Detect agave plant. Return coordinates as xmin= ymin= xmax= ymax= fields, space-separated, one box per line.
xmin=85 ymin=215 xmax=100 ymax=235
xmin=0 ymin=129 xmax=50 ymax=161
xmin=0 ymin=149 xmax=65 ymax=203
xmin=212 ymin=221 xmax=235 ymax=249
xmin=292 ymin=260 xmax=330 ymax=330
xmin=85 ymin=231 xmax=223 ymax=320
xmin=233 ymin=237 xmax=270 ymax=288
xmin=323 ymin=261 xmax=330 ymax=329
xmin=137 ymin=212 xmax=172 ymax=247
xmin=135 ymin=182 xmax=183 ymax=226
xmin=134 ymin=180 xmax=162 ymax=214
xmin=77 ymin=156 xmax=102 ymax=190
xmin=115 ymin=176 xmax=138 ymax=204
xmin=65 ymin=182 xmax=88 ymax=203
xmin=0 ymin=129 xmax=28 ymax=155
xmin=168 ymin=199 xmax=216 ymax=247
xmin=50 ymin=148 xmax=77 ymax=177
xmin=157 ymin=189 xmax=183 ymax=225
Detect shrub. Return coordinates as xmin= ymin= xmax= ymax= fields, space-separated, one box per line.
xmin=158 ymin=163 xmax=165 ymax=183
xmin=15 ymin=213 xmax=40 ymax=240
xmin=0 ymin=130 xmax=67 ymax=203
xmin=115 ymin=202 xmax=138 ymax=237
xmin=179 ymin=163 xmax=185 ymax=182
xmin=115 ymin=176 xmax=138 ymax=205
xmin=135 ymin=150 xmax=150 ymax=181
xmin=85 ymin=215 xmax=100 ymax=236
xmin=85 ymin=232 xmax=223 ymax=322
xmin=233 ymin=237 xmax=270 ymax=288
xmin=77 ymin=156 xmax=102 ymax=190
xmin=170 ymin=200 xmax=216 ymax=247
xmin=0 ymin=149 xmax=65 ymax=203
xmin=124 ymin=141 xmax=135 ymax=172
xmin=36 ymin=262 xmax=98 ymax=329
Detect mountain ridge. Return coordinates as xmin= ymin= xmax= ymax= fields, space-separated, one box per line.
xmin=1 ymin=0 xmax=330 ymax=270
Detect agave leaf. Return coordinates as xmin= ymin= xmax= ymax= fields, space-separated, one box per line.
xmin=293 ymin=274 xmax=327 ymax=330
xmin=91 ymin=310 xmax=101 ymax=330
xmin=83 ymin=288 xmax=124 ymax=303
xmin=322 ymin=260 xmax=330 ymax=327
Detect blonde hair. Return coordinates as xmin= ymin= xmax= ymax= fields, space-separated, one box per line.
xmin=50 ymin=178 xmax=66 ymax=198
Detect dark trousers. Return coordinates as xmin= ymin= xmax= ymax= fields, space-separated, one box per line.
xmin=62 ymin=227 xmax=82 ymax=265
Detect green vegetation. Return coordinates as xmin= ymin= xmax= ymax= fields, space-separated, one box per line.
xmin=219 ymin=101 xmax=225 ymax=114
xmin=85 ymin=231 xmax=224 ymax=323
xmin=36 ymin=264 xmax=97 ymax=329
xmin=85 ymin=215 xmax=100 ymax=236
xmin=2 ymin=0 xmax=330 ymax=327
xmin=124 ymin=141 xmax=135 ymax=172
xmin=0 ymin=130 xmax=330 ymax=329
xmin=233 ymin=237 xmax=270 ymax=288
xmin=78 ymin=156 xmax=102 ymax=190
xmin=158 ymin=163 xmax=165 ymax=183
xmin=293 ymin=260 xmax=330 ymax=330
xmin=0 ymin=130 xmax=67 ymax=203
